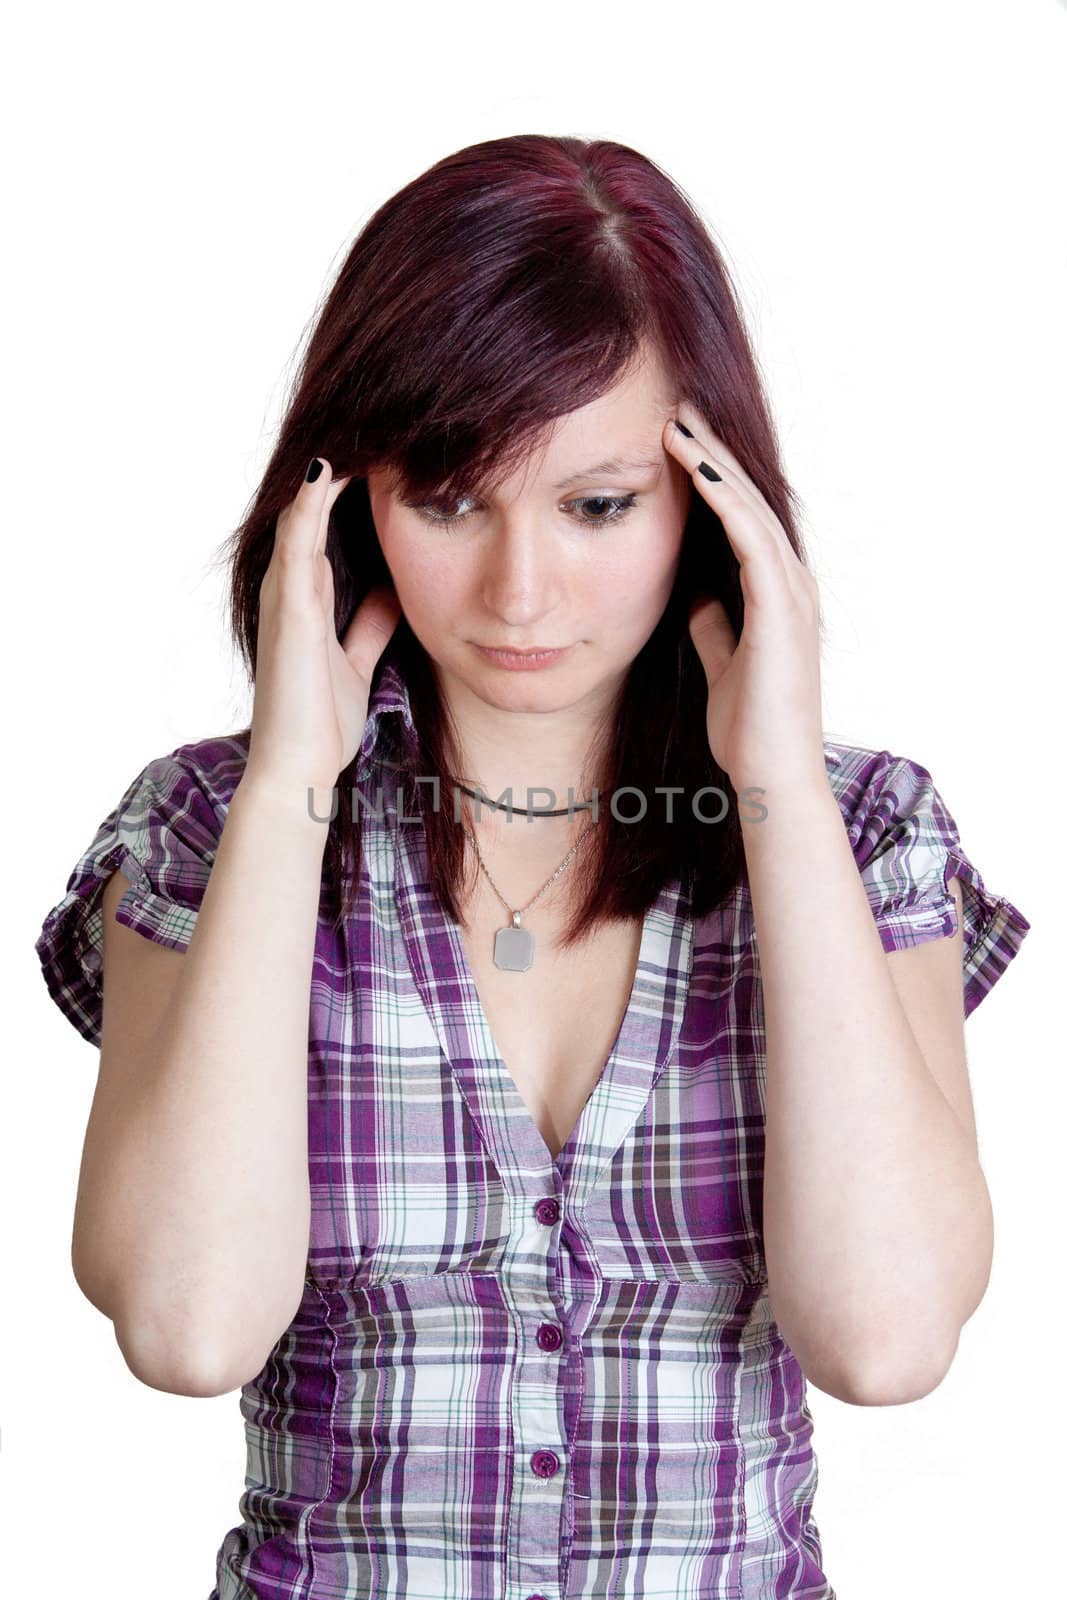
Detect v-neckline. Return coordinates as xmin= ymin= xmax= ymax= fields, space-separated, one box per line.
xmin=450 ymin=904 xmax=647 ymax=1175
xmin=391 ymin=809 xmax=695 ymax=1202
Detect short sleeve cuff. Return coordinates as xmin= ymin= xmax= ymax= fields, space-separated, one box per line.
xmin=34 ymin=741 xmax=243 ymax=1049
xmin=831 ymin=744 xmax=1032 ymax=1021
xmin=870 ymin=841 xmax=1032 ymax=1019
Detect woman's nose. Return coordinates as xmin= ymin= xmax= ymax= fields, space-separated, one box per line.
xmin=479 ymin=526 xmax=563 ymax=619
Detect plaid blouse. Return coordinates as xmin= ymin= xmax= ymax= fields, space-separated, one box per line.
xmin=35 ymin=659 xmax=1031 ymax=1600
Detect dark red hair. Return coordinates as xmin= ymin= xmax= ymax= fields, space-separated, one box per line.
xmin=214 ymin=133 xmax=815 ymax=945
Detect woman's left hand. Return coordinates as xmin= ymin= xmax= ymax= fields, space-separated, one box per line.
xmin=662 ymin=400 xmax=827 ymax=798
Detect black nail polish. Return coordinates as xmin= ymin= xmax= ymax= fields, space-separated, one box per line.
xmin=698 ymin=461 xmax=722 ymax=482
xmin=674 ymin=421 xmax=694 ymax=438
xmin=306 ymin=457 xmax=323 ymax=483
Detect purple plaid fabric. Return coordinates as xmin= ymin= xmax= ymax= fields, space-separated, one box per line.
xmin=35 ymin=660 xmax=1030 ymax=1599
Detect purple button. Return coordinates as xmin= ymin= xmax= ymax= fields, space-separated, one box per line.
xmin=533 ymin=1197 xmax=560 ymax=1226
xmin=536 ymin=1321 xmax=563 ymax=1352
xmin=530 ymin=1448 xmax=560 ymax=1478
xmin=526 ymin=1595 xmax=550 ymax=1600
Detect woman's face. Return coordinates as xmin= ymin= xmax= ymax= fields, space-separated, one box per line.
xmin=365 ymin=345 xmax=692 ymax=718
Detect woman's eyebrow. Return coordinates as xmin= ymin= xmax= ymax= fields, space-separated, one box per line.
xmin=552 ymin=455 xmax=663 ymax=491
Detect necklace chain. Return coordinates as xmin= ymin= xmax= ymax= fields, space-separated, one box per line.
xmin=461 ymin=817 xmax=596 ymax=922
xmin=455 ymin=773 xmax=598 ymax=971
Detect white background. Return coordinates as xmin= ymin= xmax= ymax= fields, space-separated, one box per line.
xmin=5 ymin=1 xmax=1060 ymax=1595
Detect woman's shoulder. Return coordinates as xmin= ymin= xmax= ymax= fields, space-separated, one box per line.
xmin=145 ymin=727 xmax=253 ymax=815
xmin=687 ymin=736 xmax=939 ymax=955
xmin=820 ymin=733 xmax=887 ymax=780
xmin=817 ymin=735 xmax=943 ymax=832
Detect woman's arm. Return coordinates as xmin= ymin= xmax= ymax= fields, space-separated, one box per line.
xmin=743 ymin=776 xmax=991 ymax=1406
xmin=75 ymin=776 xmax=328 ymax=1396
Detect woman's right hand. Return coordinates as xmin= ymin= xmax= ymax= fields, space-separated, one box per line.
xmin=244 ymin=457 xmax=404 ymax=800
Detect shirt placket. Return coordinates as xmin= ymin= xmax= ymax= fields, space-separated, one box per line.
xmin=497 ymin=1186 xmax=572 ymax=1600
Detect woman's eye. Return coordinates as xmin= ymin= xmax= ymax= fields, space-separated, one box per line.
xmin=402 ymin=493 xmax=639 ymax=531
xmin=574 ymin=494 xmax=638 ymax=526
xmin=408 ymin=495 xmax=478 ymax=526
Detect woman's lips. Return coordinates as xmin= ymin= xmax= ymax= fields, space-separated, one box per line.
xmin=474 ymin=643 xmax=574 ymax=670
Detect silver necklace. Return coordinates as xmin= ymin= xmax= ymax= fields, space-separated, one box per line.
xmin=461 ymin=817 xmax=596 ymax=972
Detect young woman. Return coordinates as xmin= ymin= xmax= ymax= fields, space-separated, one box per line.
xmin=36 ymin=133 xmax=1030 ymax=1600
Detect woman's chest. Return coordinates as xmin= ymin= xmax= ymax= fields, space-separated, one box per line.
xmin=302 ymin=866 xmax=769 ymax=1293
xmin=457 ymin=894 xmax=645 ymax=1161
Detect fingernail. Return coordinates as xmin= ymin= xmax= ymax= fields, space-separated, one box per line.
xmin=306 ymin=457 xmax=323 ymax=483
xmin=698 ymin=461 xmax=722 ymax=482
xmin=674 ymin=421 xmax=694 ymax=438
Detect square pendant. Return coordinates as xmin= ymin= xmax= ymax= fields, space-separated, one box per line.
xmin=493 ymin=924 xmax=534 ymax=972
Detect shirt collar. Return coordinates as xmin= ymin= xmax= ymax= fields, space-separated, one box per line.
xmin=355 ymin=655 xmax=418 ymax=780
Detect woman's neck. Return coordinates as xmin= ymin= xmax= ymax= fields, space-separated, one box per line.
xmin=440 ymin=696 xmax=613 ymax=820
